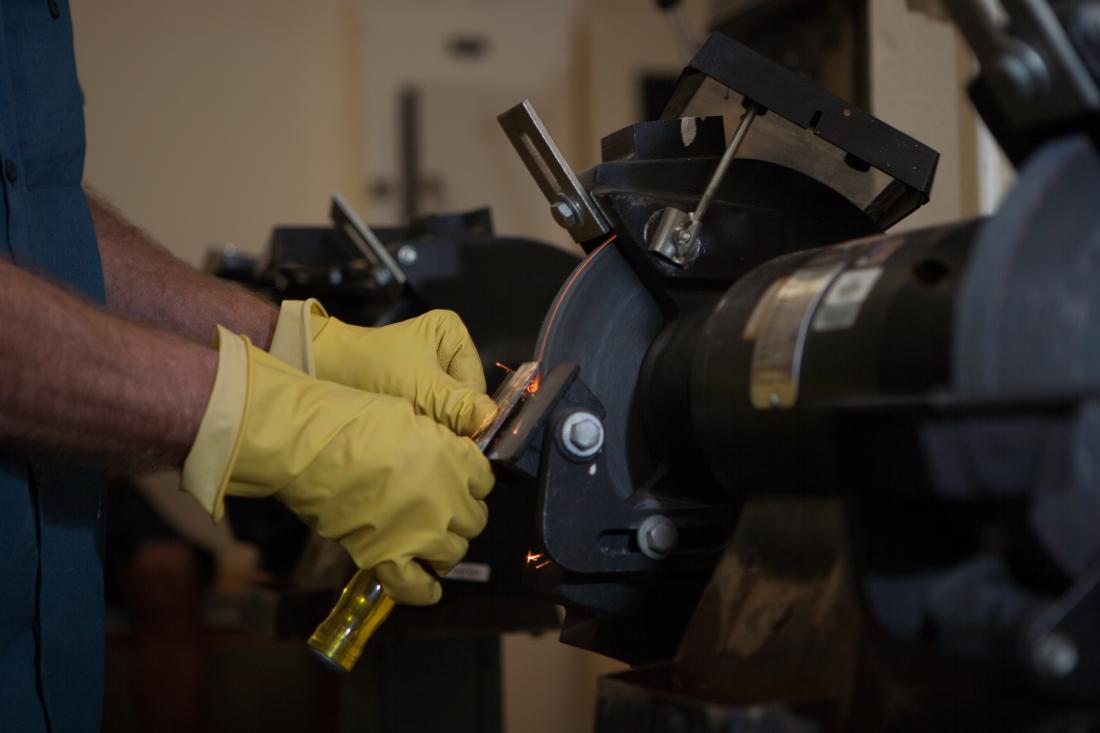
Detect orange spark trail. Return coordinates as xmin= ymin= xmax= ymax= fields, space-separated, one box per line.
xmin=536 ymin=234 xmax=617 ymax=362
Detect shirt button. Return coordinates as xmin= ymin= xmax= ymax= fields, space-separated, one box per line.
xmin=5 ymin=160 xmax=16 ymax=184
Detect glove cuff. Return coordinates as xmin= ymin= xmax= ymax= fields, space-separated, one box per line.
xmin=269 ymin=298 xmax=328 ymax=376
xmin=181 ymin=326 xmax=250 ymax=521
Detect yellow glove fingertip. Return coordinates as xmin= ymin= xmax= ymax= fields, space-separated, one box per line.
xmin=454 ymin=392 xmax=498 ymax=437
xmin=473 ymin=394 xmax=496 ymax=427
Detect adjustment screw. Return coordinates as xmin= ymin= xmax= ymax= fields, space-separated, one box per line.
xmin=560 ymin=411 xmax=604 ymax=459
xmin=1032 ymin=632 xmax=1078 ymax=677
xmin=638 ymin=515 xmax=679 ymax=560
xmin=550 ymin=198 xmax=579 ymax=229
xmin=397 ymin=245 xmax=418 ymax=266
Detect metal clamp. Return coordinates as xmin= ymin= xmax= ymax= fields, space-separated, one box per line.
xmin=647 ymin=106 xmax=758 ymax=267
xmin=330 ymin=193 xmax=407 ymax=287
xmin=497 ymin=100 xmax=611 ymax=244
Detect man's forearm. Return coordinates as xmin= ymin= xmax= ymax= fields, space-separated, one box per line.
xmin=0 ymin=259 xmax=216 ymax=469
xmin=88 ymin=191 xmax=278 ymax=348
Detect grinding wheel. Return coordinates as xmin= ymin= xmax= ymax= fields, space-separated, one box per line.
xmin=535 ymin=238 xmax=665 ymax=499
xmin=954 ymin=134 xmax=1100 ymax=576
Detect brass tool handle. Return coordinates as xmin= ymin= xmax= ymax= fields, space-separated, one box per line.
xmin=307 ymin=568 xmax=395 ymax=673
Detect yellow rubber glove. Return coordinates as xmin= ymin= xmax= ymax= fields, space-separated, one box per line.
xmin=269 ymin=300 xmax=495 ymax=436
xmin=181 ymin=326 xmax=494 ymax=605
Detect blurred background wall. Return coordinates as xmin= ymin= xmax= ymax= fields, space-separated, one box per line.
xmin=70 ymin=1 xmax=1004 ymax=731
xmin=74 ymin=0 xmax=368 ymax=266
xmin=73 ymin=0 xmax=1000 ymax=264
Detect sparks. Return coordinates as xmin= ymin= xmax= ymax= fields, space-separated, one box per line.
xmin=527 ymin=373 xmax=541 ymax=394
xmin=495 ymin=362 xmax=514 ymax=374
xmin=525 ymin=550 xmax=544 ymax=566
xmin=534 ymin=560 xmax=552 ymax=570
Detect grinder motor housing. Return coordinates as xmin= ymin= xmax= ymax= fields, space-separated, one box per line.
xmin=494 ymin=24 xmax=1100 ymax=723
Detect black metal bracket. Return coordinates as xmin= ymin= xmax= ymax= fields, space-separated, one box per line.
xmin=659 ymin=32 xmax=939 ymax=229
xmin=491 ymin=363 xmax=735 ymax=577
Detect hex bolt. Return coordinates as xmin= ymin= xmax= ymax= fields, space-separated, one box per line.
xmin=570 ymin=420 xmax=600 ymax=451
xmin=397 ymin=245 xmax=418 ymax=266
xmin=637 ymin=515 xmax=679 ymax=560
xmin=1032 ymin=632 xmax=1078 ymax=678
xmin=560 ymin=411 xmax=604 ymax=459
xmin=550 ymin=198 xmax=579 ymax=229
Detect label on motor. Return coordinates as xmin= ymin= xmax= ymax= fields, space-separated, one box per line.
xmin=744 ymin=235 xmax=904 ymax=409
xmin=812 ymin=266 xmax=883 ymax=332
xmin=747 ymin=254 xmax=845 ymax=409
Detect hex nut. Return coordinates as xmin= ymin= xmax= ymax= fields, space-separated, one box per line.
xmin=570 ymin=420 xmax=601 ymax=451
xmin=637 ymin=515 xmax=679 ymax=560
xmin=560 ymin=411 xmax=604 ymax=459
xmin=550 ymin=199 xmax=579 ymax=229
